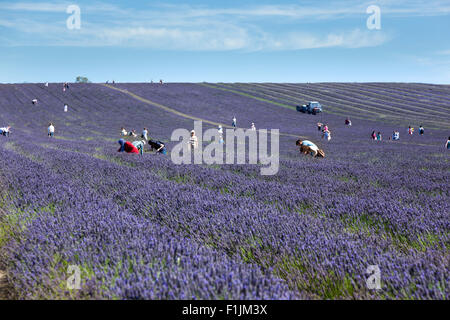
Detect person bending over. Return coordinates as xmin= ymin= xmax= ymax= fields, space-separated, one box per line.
xmin=296 ymin=139 xmax=324 ymax=158
xmin=118 ymin=139 xmax=139 ymax=154
xmin=149 ymin=139 xmax=167 ymax=155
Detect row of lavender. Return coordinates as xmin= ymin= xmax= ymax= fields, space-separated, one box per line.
xmin=0 ymin=138 xmax=296 ymax=299
xmin=0 ymin=82 xmax=449 ymax=299
xmin=2 ymin=133 xmax=448 ymax=299
xmin=203 ymin=82 xmax=449 ymax=130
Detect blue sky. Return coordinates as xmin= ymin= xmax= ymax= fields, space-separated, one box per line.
xmin=0 ymin=0 xmax=449 ymax=83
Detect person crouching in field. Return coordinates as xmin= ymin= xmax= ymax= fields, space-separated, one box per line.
xmin=296 ymin=140 xmax=325 ymax=158
xmin=120 ymin=127 xmax=127 ymax=136
xmin=128 ymin=130 xmax=137 ymax=138
xmin=0 ymin=126 xmax=11 ymax=137
xmin=132 ymin=140 xmax=146 ymax=155
xmin=148 ymin=139 xmax=167 ymax=155
xmin=118 ymin=139 xmax=140 ymax=154
xmin=32 ymin=99 xmax=38 ymax=105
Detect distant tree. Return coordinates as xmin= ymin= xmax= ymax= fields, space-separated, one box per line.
xmin=76 ymin=76 xmax=90 ymax=83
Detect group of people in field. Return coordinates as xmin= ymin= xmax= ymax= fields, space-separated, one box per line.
xmin=371 ymin=131 xmax=383 ymax=141
xmin=372 ymin=124 xmax=425 ymax=142
xmin=118 ymin=127 xmax=166 ymax=155
xmin=317 ymin=122 xmax=331 ymax=141
xmin=4 ymin=83 xmax=449 ymax=158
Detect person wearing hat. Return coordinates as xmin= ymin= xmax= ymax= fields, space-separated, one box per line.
xmin=189 ymin=130 xmax=198 ymax=149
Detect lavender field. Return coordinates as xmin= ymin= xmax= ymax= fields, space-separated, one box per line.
xmin=0 ymin=82 xmax=448 ymax=299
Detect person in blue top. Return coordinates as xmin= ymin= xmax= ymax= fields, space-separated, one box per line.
xmin=376 ymin=132 xmax=382 ymax=141
xmin=132 ymin=140 xmax=146 ymax=155
xmin=446 ymin=137 xmax=450 ymax=150
xmin=299 ymin=140 xmax=316 ymax=148
xmin=296 ymin=139 xmax=323 ymax=157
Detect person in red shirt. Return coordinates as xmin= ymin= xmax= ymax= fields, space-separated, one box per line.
xmin=118 ymin=139 xmax=139 ymax=154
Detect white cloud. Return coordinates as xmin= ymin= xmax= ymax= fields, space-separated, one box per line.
xmin=0 ymin=2 xmax=68 ymax=12
xmin=0 ymin=1 xmax=413 ymax=50
xmin=262 ymin=29 xmax=390 ymax=51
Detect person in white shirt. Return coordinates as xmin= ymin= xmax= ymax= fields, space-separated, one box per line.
xmin=189 ymin=130 xmax=198 ymax=149
xmin=64 ymin=104 xmax=68 ymax=112
xmin=232 ymin=117 xmax=237 ymax=129
xmin=218 ymin=125 xmax=224 ymax=144
xmin=141 ymin=128 xmax=148 ymax=141
xmin=32 ymin=99 xmax=38 ymax=105
xmin=392 ymin=131 xmax=400 ymax=140
xmin=45 ymin=82 xmax=49 ymax=87
xmin=0 ymin=126 xmax=11 ymax=137
xmin=250 ymin=123 xmax=256 ymax=131
xmin=296 ymin=140 xmax=323 ymax=157
xmin=120 ymin=127 xmax=127 ymax=136
xmin=48 ymin=123 xmax=55 ymax=137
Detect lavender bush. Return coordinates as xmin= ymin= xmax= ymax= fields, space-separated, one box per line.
xmin=0 ymin=82 xmax=448 ymax=299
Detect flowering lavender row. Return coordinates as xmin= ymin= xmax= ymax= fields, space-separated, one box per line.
xmin=0 ymin=145 xmax=297 ymax=300
xmin=0 ymin=82 xmax=449 ymax=300
xmin=5 ymin=134 xmax=448 ymax=299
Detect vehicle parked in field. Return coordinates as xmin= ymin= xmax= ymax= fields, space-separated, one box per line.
xmin=296 ymin=101 xmax=323 ymax=115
